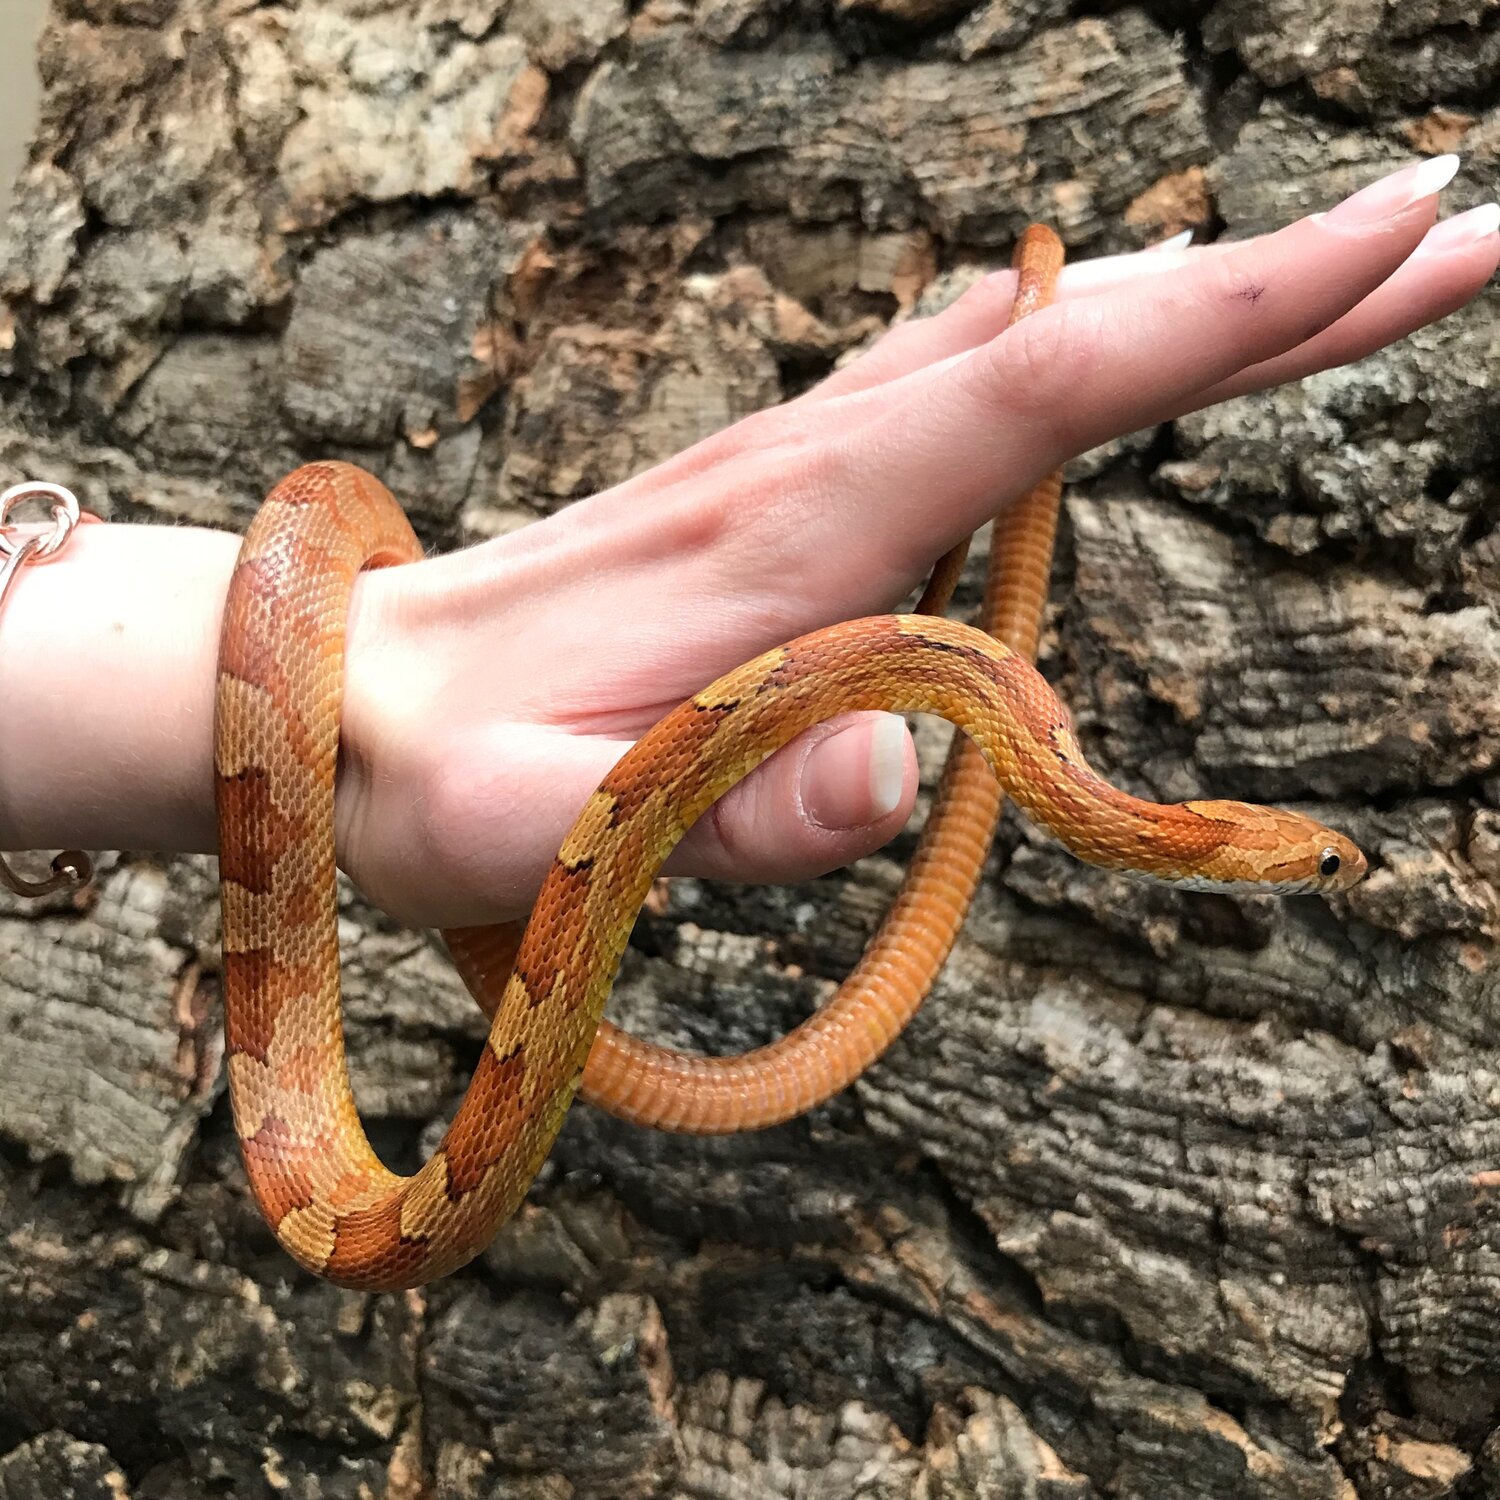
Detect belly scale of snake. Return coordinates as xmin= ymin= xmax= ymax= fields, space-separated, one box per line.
xmin=214 ymin=226 xmax=1367 ymax=1289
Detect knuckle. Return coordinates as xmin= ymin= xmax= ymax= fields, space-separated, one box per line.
xmin=644 ymin=402 xmax=846 ymax=562
xmin=980 ymin=304 xmax=1100 ymax=452
xmin=704 ymin=783 xmax=752 ymax=875
xmin=695 ymin=734 xmax=821 ymax=886
xmin=722 ymin=402 xmax=808 ymax=462
xmin=661 ymin=402 xmax=801 ymax=480
xmin=698 ymin=765 xmax=781 ymax=884
xmin=993 ymin=308 xmax=1079 ymax=406
xmin=728 ymin=412 xmax=850 ymax=536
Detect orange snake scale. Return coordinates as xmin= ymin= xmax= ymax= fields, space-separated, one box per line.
xmin=215 ymin=227 xmax=1366 ymax=1289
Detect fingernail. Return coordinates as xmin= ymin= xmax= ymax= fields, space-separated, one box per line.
xmin=803 ymin=714 xmax=908 ymax=830
xmin=868 ymin=713 xmax=908 ymax=819
xmin=1151 ymin=229 xmax=1195 ymax=252
xmin=1414 ymin=201 xmax=1500 ymax=254
xmin=1321 ymin=155 xmax=1461 ymax=227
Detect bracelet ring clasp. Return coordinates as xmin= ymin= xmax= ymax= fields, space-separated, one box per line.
xmin=0 ymin=481 xmax=96 ymax=899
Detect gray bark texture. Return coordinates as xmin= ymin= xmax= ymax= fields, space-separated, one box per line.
xmin=0 ymin=0 xmax=1498 ymax=1496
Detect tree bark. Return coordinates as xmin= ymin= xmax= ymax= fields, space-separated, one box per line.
xmin=1 ymin=2 xmax=1497 ymax=1496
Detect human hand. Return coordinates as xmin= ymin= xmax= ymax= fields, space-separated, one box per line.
xmin=2 ymin=160 xmax=1494 ymax=928
xmin=330 ymin=156 xmax=1498 ymax=927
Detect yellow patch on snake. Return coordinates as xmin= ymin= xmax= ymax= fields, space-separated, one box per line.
xmin=496 ymin=1011 xmax=575 ymax=1106
xmin=216 ymin=674 xmax=313 ymax=799
xmin=492 ymin=970 xmax=533 ymax=1023
xmin=231 ymin=1026 xmax=354 ymax=1153
xmin=694 ymin=660 xmax=777 ymax=709
xmin=399 ymin=1152 xmax=452 ymax=1239
xmin=222 ymin=863 xmax=331 ymax=960
xmin=557 ymin=791 xmax=617 ymax=870
xmin=227 ymin=1050 xmax=279 ymax=1139
xmin=278 ymin=1202 xmax=338 ymax=1267
xmin=222 ymin=881 xmax=277 ymax=955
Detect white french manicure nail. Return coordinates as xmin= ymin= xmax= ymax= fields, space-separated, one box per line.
xmin=1151 ymin=229 xmax=1195 ymax=252
xmin=1321 ymin=154 xmax=1462 ymax=227
xmin=868 ymin=714 xmax=908 ymax=820
xmin=1415 ymin=200 xmax=1500 ymax=254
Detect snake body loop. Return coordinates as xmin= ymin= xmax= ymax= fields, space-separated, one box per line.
xmin=216 ymin=228 xmax=1365 ymax=1289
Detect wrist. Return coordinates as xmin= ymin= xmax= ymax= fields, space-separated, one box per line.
xmin=0 ymin=521 xmax=242 ymax=857
xmin=335 ymin=536 xmax=563 ymax=928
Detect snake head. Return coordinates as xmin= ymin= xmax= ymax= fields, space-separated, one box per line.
xmin=1180 ymin=801 xmax=1367 ymax=895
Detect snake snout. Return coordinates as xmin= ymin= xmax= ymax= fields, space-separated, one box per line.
xmin=1313 ymin=831 xmax=1367 ymax=893
xmin=1181 ymin=801 xmax=1368 ymax=894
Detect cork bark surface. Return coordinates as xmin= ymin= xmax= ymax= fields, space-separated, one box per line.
xmin=1 ymin=1 xmax=1498 ymax=1496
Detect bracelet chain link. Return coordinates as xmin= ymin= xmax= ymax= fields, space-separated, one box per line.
xmin=0 ymin=482 xmax=96 ymax=899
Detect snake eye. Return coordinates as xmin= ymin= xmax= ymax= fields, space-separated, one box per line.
xmin=1319 ymin=849 xmax=1341 ymax=879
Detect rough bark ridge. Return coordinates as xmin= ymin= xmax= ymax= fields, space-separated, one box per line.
xmin=1 ymin=1 xmax=1497 ymax=1496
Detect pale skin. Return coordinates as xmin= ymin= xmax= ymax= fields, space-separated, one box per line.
xmin=0 ymin=157 xmax=1496 ymax=928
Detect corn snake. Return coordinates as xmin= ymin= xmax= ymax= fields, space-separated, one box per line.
xmin=216 ymin=227 xmax=1366 ymax=1289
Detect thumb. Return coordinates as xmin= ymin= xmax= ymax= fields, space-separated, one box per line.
xmin=341 ymin=712 xmax=917 ymax=930
xmin=667 ymin=710 xmax=917 ymax=885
